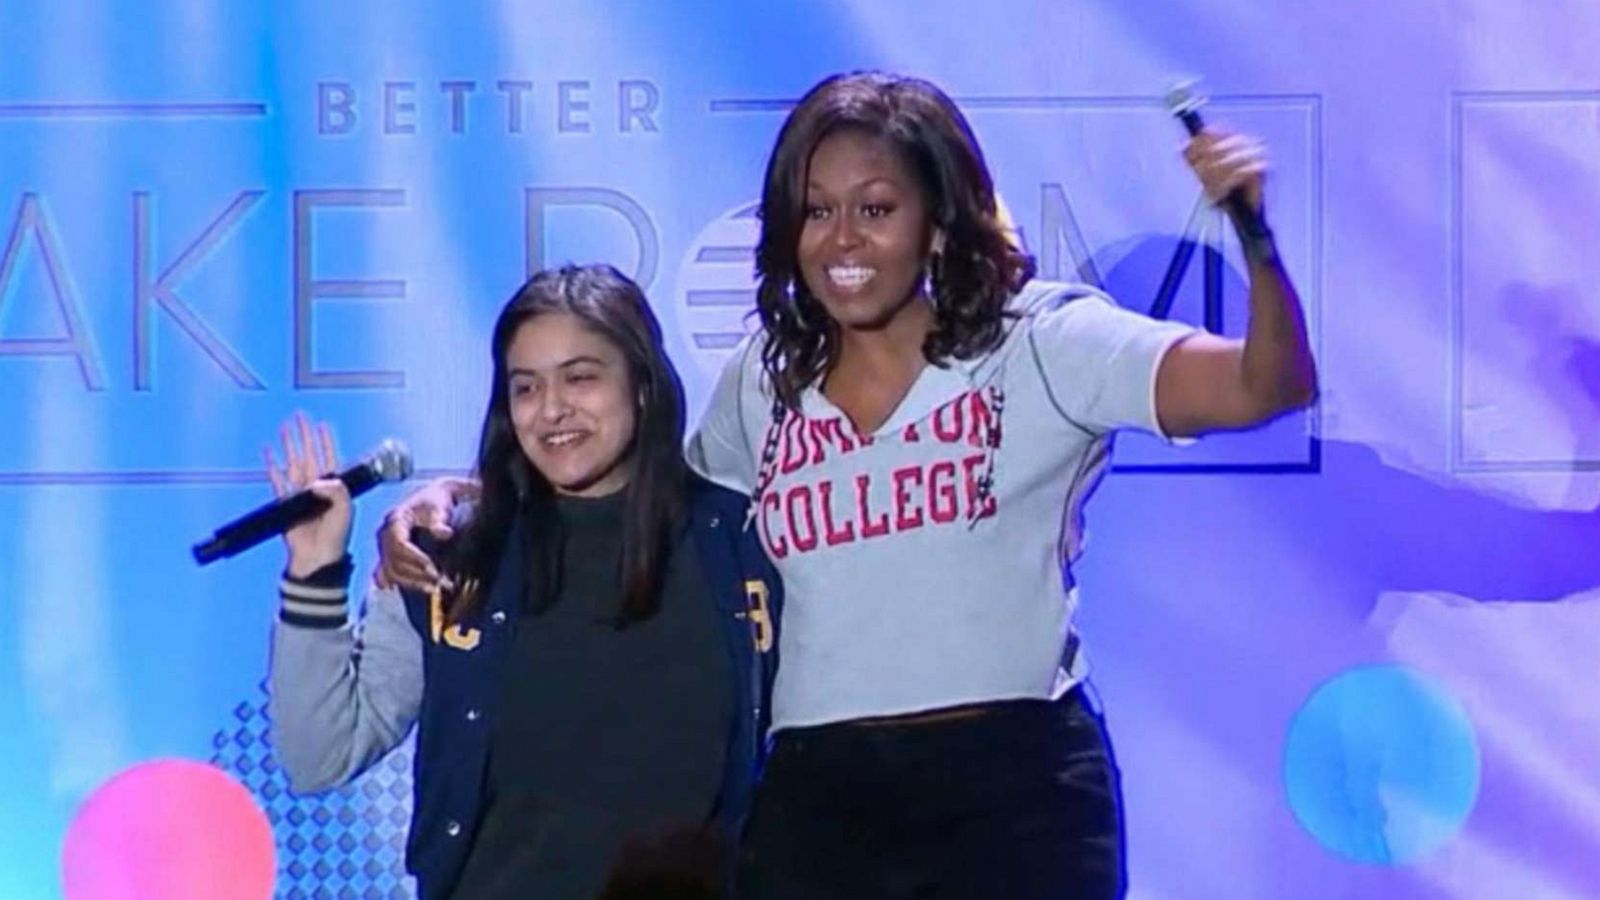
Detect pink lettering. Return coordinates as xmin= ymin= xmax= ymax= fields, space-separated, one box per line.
xmin=961 ymin=453 xmax=998 ymax=520
xmin=856 ymin=474 xmax=891 ymax=539
xmin=932 ymin=397 xmax=965 ymax=443
xmin=779 ymin=412 xmax=810 ymax=475
xmin=785 ymin=484 xmax=820 ymax=552
xmin=817 ymin=480 xmax=856 ymax=547
xmin=760 ymin=490 xmax=788 ymax=558
xmin=892 ymin=466 xmax=926 ymax=531
xmin=927 ymin=460 xmax=959 ymax=524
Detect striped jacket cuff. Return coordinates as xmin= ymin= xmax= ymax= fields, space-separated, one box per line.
xmin=279 ymin=555 xmax=355 ymax=629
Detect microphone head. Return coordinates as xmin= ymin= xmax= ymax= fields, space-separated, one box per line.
xmin=369 ymin=439 xmax=414 ymax=483
xmin=1165 ymin=79 xmax=1205 ymax=117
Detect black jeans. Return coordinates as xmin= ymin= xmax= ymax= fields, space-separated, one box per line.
xmin=735 ymin=687 xmax=1126 ymax=900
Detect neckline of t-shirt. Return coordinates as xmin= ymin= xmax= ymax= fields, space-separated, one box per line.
xmin=798 ymin=359 xmax=980 ymax=438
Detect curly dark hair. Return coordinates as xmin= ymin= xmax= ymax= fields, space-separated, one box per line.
xmin=754 ymin=71 xmax=1036 ymax=408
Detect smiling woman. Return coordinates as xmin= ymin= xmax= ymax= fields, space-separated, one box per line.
xmin=506 ymin=313 xmax=638 ymax=499
xmin=753 ymin=75 xmax=1033 ymax=417
xmin=795 ymin=129 xmax=935 ymax=338
xmin=372 ymin=70 xmax=1317 ymax=900
xmin=686 ymin=70 xmax=1316 ymax=899
xmin=447 ymin=265 xmax=689 ymax=626
xmin=262 ymin=263 xmax=782 ymax=900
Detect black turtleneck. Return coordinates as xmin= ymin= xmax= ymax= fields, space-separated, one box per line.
xmin=451 ymin=489 xmax=732 ymax=900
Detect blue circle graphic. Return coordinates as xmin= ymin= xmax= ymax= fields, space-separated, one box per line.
xmin=1283 ymin=664 xmax=1481 ymax=865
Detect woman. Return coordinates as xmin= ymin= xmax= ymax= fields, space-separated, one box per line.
xmin=266 ymin=264 xmax=780 ymax=900
xmin=382 ymin=72 xmax=1315 ymax=899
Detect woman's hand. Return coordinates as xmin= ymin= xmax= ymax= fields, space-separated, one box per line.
xmin=1183 ymin=128 xmax=1268 ymax=215
xmin=373 ymin=477 xmax=478 ymax=590
xmin=265 ymin=413 xmax=351 ymax=579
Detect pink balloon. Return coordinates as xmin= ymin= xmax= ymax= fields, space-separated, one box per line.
xmin=62 ymin=759 xmax=275 ymax=900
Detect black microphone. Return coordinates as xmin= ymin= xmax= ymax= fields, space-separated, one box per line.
xmin=192 ymin=439 xmax=413 ymax=565
xmin=1165 ymin=81 xmax=1279 ymax=266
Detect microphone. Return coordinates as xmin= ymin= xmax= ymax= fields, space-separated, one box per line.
xmin=192 ymin=438 xmax=413 ymax=566
xmin=1165 ymin=81 xmax=1279 ymax=266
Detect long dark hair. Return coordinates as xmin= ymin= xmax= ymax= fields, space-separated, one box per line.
xmin=445 ymin=263 xmax=689 ymax=627
xmin=754 ymin=71 xmax=1037 ymax=408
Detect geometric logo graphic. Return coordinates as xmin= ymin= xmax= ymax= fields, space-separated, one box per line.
xmin=675 ymin=200 xmax=763 ymax=377
xmin=212 ymin=680 xmax=416 ymax=899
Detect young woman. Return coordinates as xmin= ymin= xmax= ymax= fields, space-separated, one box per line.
xmin=266 ymin=264 xmax=780 ymax=900
xmin=379 ymin=72 xmax=1315 ymax=899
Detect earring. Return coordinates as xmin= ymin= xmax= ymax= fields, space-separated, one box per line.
xmin=926 ymin=226 xmax=948 ymax=308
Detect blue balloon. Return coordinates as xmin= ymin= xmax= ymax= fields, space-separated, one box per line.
xmin=1283 ymin=664 xmax=1481 ymax=865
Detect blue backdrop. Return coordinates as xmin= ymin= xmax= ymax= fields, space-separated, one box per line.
xmin=3 ymin=2 xmax=1598 ymax=897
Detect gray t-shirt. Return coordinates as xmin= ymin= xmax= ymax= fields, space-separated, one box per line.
xmin=687 ymin=280 xmax=1194 ymax=730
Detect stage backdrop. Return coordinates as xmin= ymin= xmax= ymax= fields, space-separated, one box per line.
xmin=3 ymin=2 xmax=1598 ymax=897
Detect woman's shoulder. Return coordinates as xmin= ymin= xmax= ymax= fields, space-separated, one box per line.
xmin=725 ymin=329 xmax=771 ymax=382
xmin=696 ymin=330 xmax=777 ymax=443
xmin=1009 ymin=278 xmax=1118 ymax=318
xmin=960 ymin=279 xmax=1120 ymax=375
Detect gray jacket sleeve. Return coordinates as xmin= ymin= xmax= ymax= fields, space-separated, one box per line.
xmin=267 ymin=574 xmax=424 ymax=795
